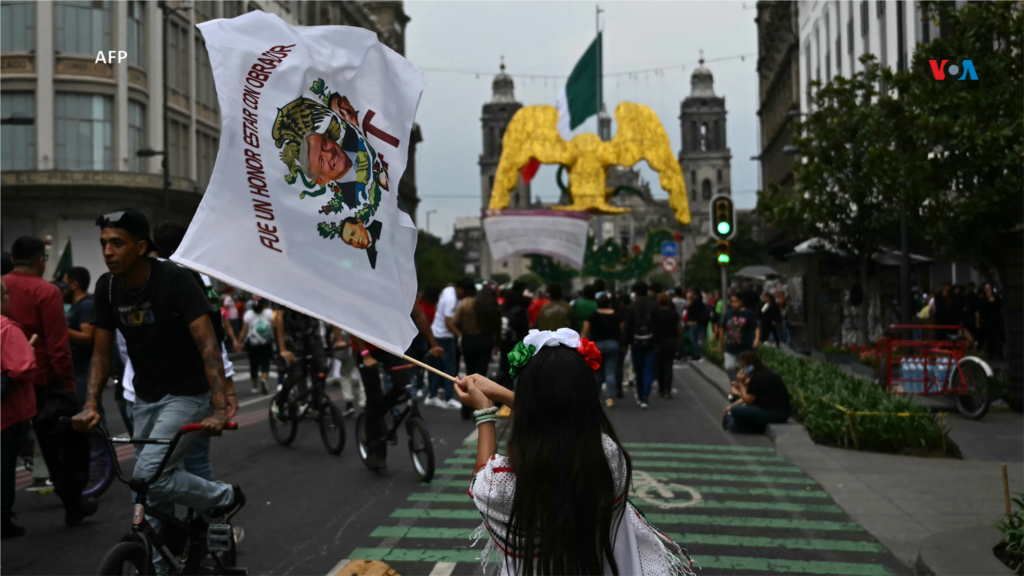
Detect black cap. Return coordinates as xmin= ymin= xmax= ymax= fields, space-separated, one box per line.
xmin=95 ymin=208 xmax=160 ymax=253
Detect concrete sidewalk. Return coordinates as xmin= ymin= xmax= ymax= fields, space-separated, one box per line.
xmin=688 ymin=358 xmax=1024 ymax=573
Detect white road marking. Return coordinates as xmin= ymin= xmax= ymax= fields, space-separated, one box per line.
xmin=428 ymin=561 xmax=458 ymax=576
xmin=324 ymin=558 xmax=348 ymax=576
xmin=631 ymin=470 xmax=703 ymax=509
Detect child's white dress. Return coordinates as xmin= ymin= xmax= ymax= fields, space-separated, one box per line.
xmin=468 ymin=435 xmax=695 ymax=575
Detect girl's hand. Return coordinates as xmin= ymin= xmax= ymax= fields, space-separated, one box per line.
xmin=459 ymin=374 xmax=500 ymax=401
xmin=454 ymin=376 xmax=493 ymax=411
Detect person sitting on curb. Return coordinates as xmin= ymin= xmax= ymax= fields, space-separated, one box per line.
xmin=722 ymin=350 xmax=791 ymax=434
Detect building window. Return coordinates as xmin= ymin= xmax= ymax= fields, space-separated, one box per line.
xmin=127 ymin=1 xmax=144 ymax=66
xmin=1 ymin=92 xmax=35 ymax=171
xmin=804 ymin=40 xmax=812 ymax=105
xmin=54 ymin=0 xmax=112 ymax=57
xmin=848 ymin=1 xmax=854 ymax=61
xmin=896 ymin=0 xmax=907 ymax=71
xmin=128 ymin=101 xmax=145 ymax=172
xmin=712 ymin=120 xmax=720 ymax=151
xmin=700 ymin=123 xmax=708 ymax=152
xmin=1 ymin=1 xmax=35 ymax=53
xmin=167 ymin=18 xmax=190 ymax=99
xmin=835 ymin=1 xmax=843 ymax=75
xmin=824 ymin=10 xmax=831 ymax=81
xmin=195 ymin=38 xmax=217 ymax=111
xmin=194 ymin=0 xmax=214 ymax=21
xmin=877 ymin=1 xmax=888 ymax=68
xmin=486 ymin=126 xmax=495 ymax=158
xmin=168 ymin=117 xmax=190 ymax=178
xmin=814 ymin=23 xmax=821 ymax=82
xmin=197 ymin=130 xmax=218 ymax=189
xmin=701 ymin=179 xmax=712 ymax=200
xmin=860 ymin=1 xmax=869 ymax=51
xmin=717 ymin=169 xmax=723 ymax=184
xmin=55 ymin=93 xmax=113 ymax=171
xmin=514 ymin=192 xmax=520 ymax=206
xmin=488 ymin=174 xmax=494 ymax=193
xmin=224 ymin=1 xmax=244 ymax=18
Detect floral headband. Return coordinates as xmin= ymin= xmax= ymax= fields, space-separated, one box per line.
xmin=508 ymin=328 xmax=602 ymax=379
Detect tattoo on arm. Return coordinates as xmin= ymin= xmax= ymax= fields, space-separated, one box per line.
xmin=84 ymin=351 xmax=111 ymax=408
xmin=189 ymin=316 xmax=228 ymax=414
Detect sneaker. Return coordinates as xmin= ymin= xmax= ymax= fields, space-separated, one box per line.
xmin=424 ymin=396 xmax=446 ymax=409
xmin=640 ymin=399 xmax=649 ymax=409
xmin=208 ymin=485 xmax=246 ymax=521
xmin=2 ymin=515 xmax=25 ymax=540
xmin=415 ymin=388 xmax=426 ymax=399
xmin=446 ymin=398 xmax=462 ymax=410
xmin=605 ymin=398 xmax=615 ymax=408
xmin=66 ymin=496 xmax=99 ymax=527
xmin=272 ymin=402 xmax=290 ymax=422
xmin=25 ymin=478 xmax=52 ymax=492
xmin=342 ymin=401 xmax=356 ymax=418
xmin=364 ymin=439 xmax=388 ymax=470
xmin=233 ymin=526 xmax=245 ymax=546
xmin=259 ymin=378 xmax=269 ymax=395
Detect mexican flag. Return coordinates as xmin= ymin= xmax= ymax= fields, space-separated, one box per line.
xmin=556 ymin=33 xmax=603 ymax=140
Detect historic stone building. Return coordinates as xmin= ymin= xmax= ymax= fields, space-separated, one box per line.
xmin=478 ymin=61 xmax=531 ymax=280
xmin=0 ymin=0 xmax=418 ymax=284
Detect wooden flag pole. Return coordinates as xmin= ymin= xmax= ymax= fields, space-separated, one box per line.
xmin=403 ymin=354 xmax=457 ymax=383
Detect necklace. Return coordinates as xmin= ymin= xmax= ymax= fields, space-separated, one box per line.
xmin=121 ymin=262 xmax=152 ymax=296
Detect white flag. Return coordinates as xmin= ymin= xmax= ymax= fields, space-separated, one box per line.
xmin=172 ymin=11 xmax=424 ymax=355
xmin=482 ymin=210 xmax=590 ymax=270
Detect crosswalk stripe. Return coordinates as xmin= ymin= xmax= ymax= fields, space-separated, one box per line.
xmin=450 ymin=447 xmax=786 ymax=462
xmin=406 ymin=492 xmax=842 ymax=513
xmin=622 ymin=442 xmax=777 ymax=453
xmin=443 ymin=458 xmax=803 ymax=474
xmin=421 ymin=479 xmax=828 ymax=498
xmin=368 ymin=526 xmax=885 ymax=554
xmin=431 ymin=468 xmax=818 ymax=485
xmin=427 ymin=561 xmax=458 ymax=576
xmin=390 ymin=509 xmax=861 ymax=531
xmin=348 ymin=548 xmax=892 ymax=575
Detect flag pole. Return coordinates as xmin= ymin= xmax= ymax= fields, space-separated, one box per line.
xmin=596 ymin=5 xmax=603 ymax=116
xmin=403 ymin=354 xmax=457 ymax=382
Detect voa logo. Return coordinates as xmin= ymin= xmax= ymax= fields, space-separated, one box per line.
xmin=928 ymin=59 xmax=978 ymax=81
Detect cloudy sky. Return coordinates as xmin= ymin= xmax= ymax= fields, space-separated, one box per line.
xmin=404 ymin=1 xmax=760 ymax=240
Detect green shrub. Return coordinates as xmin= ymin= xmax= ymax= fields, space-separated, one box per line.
xmin=996 ymin=494 xmax=1024 ymax=574
xmin=759 ymin=346 xmax=946 ymax=453
xmin=701 ymin=338 xmax=724 ymax=368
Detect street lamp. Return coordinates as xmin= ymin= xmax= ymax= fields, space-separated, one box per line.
xmin=155 ymin=1 xmax=192 ymax=224
xmin=425 ymin=209 xmax=438 ymax=234
xmin=782 ymin=145 xmax=801 ymax=155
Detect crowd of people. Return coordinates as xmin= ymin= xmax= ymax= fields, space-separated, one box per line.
xmin=904 ymin=280 xmax=1006 ymax=358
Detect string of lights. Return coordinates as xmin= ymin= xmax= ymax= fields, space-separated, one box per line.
xmin=417 ymin=52 xmax=756 ymax=81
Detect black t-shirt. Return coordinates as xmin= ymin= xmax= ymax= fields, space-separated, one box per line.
xmin=686 ymin=301 xmax=710 ymax=327
xmin=652 ymin=307 xmax=680 ymax=345
xmin=586 ymin=310 xmax=622 ymax=343
xmin=67 ymin=295 xmax=94 ymax=377
xmin=92 ymin=260 xmax=212 ymax=403
xmin=746 ymin=369 xmax=791 ymax=414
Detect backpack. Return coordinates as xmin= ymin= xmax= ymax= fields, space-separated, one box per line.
xmin=248 ymin=313 xmax=273 ymax=345
xmin=632 ymin=300 xmax=656 ymax=344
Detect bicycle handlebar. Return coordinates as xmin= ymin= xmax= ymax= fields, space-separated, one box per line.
xmin=180 ymin=421 xmax=238 ymax=434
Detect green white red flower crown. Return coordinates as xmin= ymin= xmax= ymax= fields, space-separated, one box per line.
xmin=507 ymin=328 xmax=602 ymax=379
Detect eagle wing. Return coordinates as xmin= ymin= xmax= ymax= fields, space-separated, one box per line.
xmin=272 ymin=97 xmax=330 ymax=149
xmin=489 ymin=105 xmax=575 ymax=210
xmin=606 ymin=102 xmax=691 ymax=224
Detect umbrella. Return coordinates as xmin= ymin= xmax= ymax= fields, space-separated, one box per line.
xmin=734 ymin=265 xmax=781 ymax=280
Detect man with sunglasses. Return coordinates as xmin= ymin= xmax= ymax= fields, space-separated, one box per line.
xmin=2 ymin=236 xmax=97 ymax=526
xmin=72 ymin=209 xmax=244 ymax=537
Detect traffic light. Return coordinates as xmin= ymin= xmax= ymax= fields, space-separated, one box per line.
xmin=710 ymin=195 xmax=735 ymax=241
xmin=716 ymin=241 xmax=730 ymax=265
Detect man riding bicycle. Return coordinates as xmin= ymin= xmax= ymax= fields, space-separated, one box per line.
xmin=73 ymin=209 xmax=244 ymax=533
xmin=274 ymin=307 xmax=344 ymax=420
xmin=355 ymin=305 xmax=442 ymax=469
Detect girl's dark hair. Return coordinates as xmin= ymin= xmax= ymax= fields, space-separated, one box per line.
xmin=253 ymin=298 xmax=267 ymax=313
xmin=422 ymin=285 xmax=441 ymax=306
xmin=738 ymin=350 xmax=766 ymax=373
xmin=506 ymin=345 xmax=631 ymax=575
xmin=596 ymin=294 xmax=611 ymax=309
xmin=475 ymin=285 xmax=502 ymax=342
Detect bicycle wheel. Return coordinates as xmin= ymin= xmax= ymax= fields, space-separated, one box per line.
xmin=268 ymin=399 xmax=299 ymax=446
xmin=355 ymin=413 xmax=386 ymax=471
xmin=82 ymin=433 xmax=115 ymax=498
xmin=318 ymin=401 xmax=346 ymax=455
xmin=95 ymin=541 xmax=152 ymax=575
xmin=952 ymin=356 xmax=992 ymax=420
xmin=406 ymin=417 xmax=435 ymax=483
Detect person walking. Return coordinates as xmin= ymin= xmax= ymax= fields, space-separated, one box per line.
xmin=685 ymin=289 xmax=710 ymax=362
xmin=572 ymin=284 xmax=598 ymax=332
xmin=237 ymin=297 xmax=274 ymax=395
xmin=979 ymin=282 xmax=1004 ymax=360
xmin=426 ymin=282 xmax=462 ymax=409
xmin=624 ymin=281 xmax=658 ymax=408
xmin=498 ymin=284 xmax=530 ymax=389
xmin=652 ymin=292 xmax=681 ymax=399
xmin=1 ymin=279 xmax=37 ymax=539
xmin=717 ymin=292 xmax=761 ymax=380
xmin=537 ymin=284 xmax=573 ymax=331
xmin=581 ymin=294 xmax=623 ymax=407
xmin=2 ymin=236 xmax=96 ymax=526
xmin=454 ymin=285 xmax=502 ymax=420
xmin=759 ymin=292 xmax=782 ymax=347
xmin=61 ymin=267 xmax=96 ymax=408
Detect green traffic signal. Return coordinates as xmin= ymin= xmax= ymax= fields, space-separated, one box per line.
xmin=717 ymin=222 xmax=731 ymax=235
xmin=717 ymin=253 xmax=730 ymax=264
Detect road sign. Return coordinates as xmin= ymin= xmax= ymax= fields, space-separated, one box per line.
xmin=661 ymin=241 xmax=677 ymax=258
xmin=661 ymin=256 xmax=678 ymax=273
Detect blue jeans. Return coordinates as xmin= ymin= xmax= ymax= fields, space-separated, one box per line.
xmin=428 ymin=337 xmax=457 ymax=400
xmin=631 ymin=346 xmax=657 ymax=400
xmin=726 ymin=405 xmax=790 ymax=433
xmin=688 ymin=326 xmax=705 ymax=359
xmin=594 ymin=340 xmax=620 ymax=394
xmin=124 ymin=401 xmax=211 ymax=481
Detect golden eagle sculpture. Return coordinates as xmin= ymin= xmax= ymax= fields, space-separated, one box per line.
xmin=488 ymin=102 xmax=690 ymax=224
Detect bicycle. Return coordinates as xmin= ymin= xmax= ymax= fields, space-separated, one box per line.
xmin=62 ymin=418 xmax=246 ymax=576
xmin=355 ymin=390 xmax=435 ymax=482
xmin=268 ymin=354 xmax=345 ymax=455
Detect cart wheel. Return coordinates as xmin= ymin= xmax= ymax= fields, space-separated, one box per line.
xmin=952 ymin=356 xmax=992 ymax=420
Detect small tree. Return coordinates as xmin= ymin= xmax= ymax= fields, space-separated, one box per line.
xmin=683 ymin=220 xmax=768 ymax=293
xmin=415 ymin=231 xmax=465 ymax=289
xmin=758 ymin=57 xmax=900 ymax=345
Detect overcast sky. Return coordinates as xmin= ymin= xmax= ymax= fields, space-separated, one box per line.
xmin=404 ymin=1 xmax=760 ymax=241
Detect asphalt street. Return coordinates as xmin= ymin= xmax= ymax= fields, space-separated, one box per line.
xmin=2 ymin=360 xmax=909 ymax=576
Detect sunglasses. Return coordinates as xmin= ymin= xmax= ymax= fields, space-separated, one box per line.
xmin=95 ymin=211 xmax=127 ymax=228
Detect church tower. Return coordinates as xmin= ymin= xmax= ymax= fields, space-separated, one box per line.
xmin=678 ymin=56 xmax=731 ymax=248
xmin=480 ymin=60 xmax=530 ymax=210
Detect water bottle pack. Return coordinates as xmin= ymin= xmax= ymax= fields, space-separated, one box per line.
xmin=897 ymin=357 xmax=954 ymax=393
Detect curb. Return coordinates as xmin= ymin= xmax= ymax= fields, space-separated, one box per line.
xmin=914 ymin=524 xmax=1012 ymax=576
